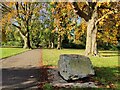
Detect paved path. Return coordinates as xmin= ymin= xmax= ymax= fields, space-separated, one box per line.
xmin=0 ymin=49 xmax=42 ymax=90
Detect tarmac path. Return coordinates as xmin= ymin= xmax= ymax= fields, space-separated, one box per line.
xmin=0 ymin=49 xmax=42 ymax=90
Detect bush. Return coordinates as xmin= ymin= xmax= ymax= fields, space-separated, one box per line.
xmin=1 ymin=41 xmax=22 ymax=48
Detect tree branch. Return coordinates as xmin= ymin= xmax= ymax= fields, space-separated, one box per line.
xmin=72 ymin=2 xmax=89 ymax=21
xmin=15 ymin=2 xmax=21 ymax=19
xmin=21 ymin=2 xmax=25 ymax=11
xmin=98 ymin=5 xmax=113 ymax=10
xmin=12 ymin=23 xmax=26 ymax=38
xmin=12 ymin=23 xmax=21 ymax=29
xmin=1 ymin=3 xmax=12 ymax=15
xmin=95 ymin=11 xmax=114 ymax=25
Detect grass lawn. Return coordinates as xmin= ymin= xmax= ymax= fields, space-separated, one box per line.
xmin=43 ymin=49 xmax=120 ymax=89
xmin=0 ymin=48 xmax=29 ymax=59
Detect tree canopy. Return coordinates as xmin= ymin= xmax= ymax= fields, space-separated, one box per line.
xmin=1 ymin=1 xmax=119 ymax=56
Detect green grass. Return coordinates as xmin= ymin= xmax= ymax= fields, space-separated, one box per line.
xmin=43 ymin=49 xmax=85 ymax=66
xmin=43 ymin=49 xmax=119 ymax=89
xmin=0 ymin=48 xmax=29 ymax=59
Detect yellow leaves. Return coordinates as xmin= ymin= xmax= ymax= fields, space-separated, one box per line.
xmin=7 ymin=13 xmax=12 ymax=21
xmin=68 ymin=35 xmax=72 ymax=40
xmin=24 ymin=2 xmax=27 ymax=5
xmin=99 ymin=21 xmax=104 ymax=26
xmin=51 ymin=29 xmax=56 ymax=33
xmin=51 ymin=8 xmax=55 ymax=13
xmin=98 ymin=27 xmax=118 ymax=45
xmin=50 ymin=2 xmax=55 ymax=5
xmin=66 ymin=3 xmax=72 ymax=11
xmin=97 ymin=32 xmax=102 ymax=39
xmin=97 ymin=2 xmax=102 ymax=7
xmin=102 ymin=10 xmax=105 ymax=13
xmin=115 ymin=23 xmax=119 ymax=27
xmin=81 ymin=23 xmax=87 ymax=31
xmin=2 ymin=10 xmax=14 ymax=26
xmin=8 ymin=2 xmax=15 ymax=7
xmin=114 ymin=15 xmax=118 ymax=19
xmin=105 ymin=15 xmax=108 ymax=19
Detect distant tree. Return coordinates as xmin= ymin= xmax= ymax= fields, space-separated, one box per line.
xmin=51 ymin=2 xmax=77 ymax=49
xmin=1 ymin=2 xmax=41 ymax=48
xmin=0 ymin=3 xmax=12 ymax=43
xmin=74 ymin=19 xmax=87 ymax=45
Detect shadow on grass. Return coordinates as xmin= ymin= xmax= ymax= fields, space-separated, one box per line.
xmin=93 ymin=66 xmax=120 ymax=89
xmin=38 ymin=65 xmax=120 ymax=90
xmin=2 ymin=67 xmax=41 ymax=90
xmin=99 ymin=51 xmax=120 ymax=57
xmin=101 ymin=55 xmax=120 ymax=57
xmin=99 ymin=51 xmax=118 ymax=53
xmin=2 ymin=66 xmax=120 ymax=90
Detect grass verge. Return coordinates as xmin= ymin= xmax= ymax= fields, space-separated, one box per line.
xmin=0 ymin=48 xmax=29 ymax=59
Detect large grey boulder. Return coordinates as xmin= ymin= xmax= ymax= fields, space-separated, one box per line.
xmin=58 ymin=54 xmax=95 ymax=81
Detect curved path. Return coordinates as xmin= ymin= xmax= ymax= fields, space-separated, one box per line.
xmin=0 ymin=49 xmax=42 ymax=89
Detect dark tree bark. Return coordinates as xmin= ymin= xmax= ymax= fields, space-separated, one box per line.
xmin=26 ymin=20 xmax=32 ymax=49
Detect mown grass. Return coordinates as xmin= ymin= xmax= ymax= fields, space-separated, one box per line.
xmin=43 ymin=49 xmax=85 ymax=66
xmin=43 ymin=49 xmax=119 ymax=89
xmin=0 ymin=48 xmax=29 ymax=59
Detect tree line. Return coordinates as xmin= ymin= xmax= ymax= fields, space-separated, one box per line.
xmin=0 ymin=1 xmax=120 ymax=56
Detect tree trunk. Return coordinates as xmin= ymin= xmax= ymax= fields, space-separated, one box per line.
xmin=48 ymin=41 xmax=51 ymax=48
xmin=17 ymin=29 xmax=31 ymax=49
xmin=85 ymin=20 xmax=93 ymax=56
xmin=26 ymin=32 xmax=31 ymax=49
xmin=85 ymin=9 xmax=98 ymax=56
xmin=26 ymin=21 xmax=32 ymax=49
xmin=20 ymin=33 xmax=31 ymax=49
xmin=91 ymin=24 xmax=98 ymax=56
xmin=51 ymin=34 xmax=54 ymax=49
xmin=51 ymin=42 xmax=54 ymax=49
xmin=57 ymin=35 xmax=62 ymax=50
xmin=23 ymin=36 xmax=28 ymax=49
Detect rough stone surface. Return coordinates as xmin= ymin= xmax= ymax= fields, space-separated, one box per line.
xmin=51 ymin=82 xmax=97 ymax=88
xmin=47 ymin=68 xmax=97 ymax=88
xmin=58 ymin=54 xmax=95 ymax=81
